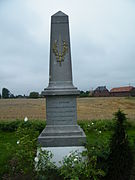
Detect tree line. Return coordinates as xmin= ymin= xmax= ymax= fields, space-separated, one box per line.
xmin=0 ymin=88 xmax=91 ymax=99
xmin=0 ymin=88 xmax=41 ymax=99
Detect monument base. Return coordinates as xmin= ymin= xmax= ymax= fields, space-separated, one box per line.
xmin=38 ymin=125 xmax=86 ymax=147
xmin=37 ymin=146 xmax=86 ymax=167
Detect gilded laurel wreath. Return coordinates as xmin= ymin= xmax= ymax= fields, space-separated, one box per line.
xmin=52 ymin=38 xmax=68 ymax=66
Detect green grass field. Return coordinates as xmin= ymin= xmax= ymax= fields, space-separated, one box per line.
xmin=0 ymin=131 xmax=17 ymax=176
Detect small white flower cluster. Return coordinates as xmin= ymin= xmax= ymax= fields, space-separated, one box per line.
xmin=99 ymin=131 xmax=102 ymax=134
xmin=74 ymin=155 xmax=79 ymax=162
xmin=67 ymin=152 xmax=72 ymax=158
xmin=24 ymin=117 xmax=28 ymax=122
xmin=34 ymin=157 xmax=39 ymax=163
xmin=17 ymin=140 xmax=20 ymax=144
xmin=67 ymin=152 xmax=79 ymax=162
xmin=88 ymin=122 xmax=94 ymax=127
xmin=74 ymin=158 xmax=78 ymax=162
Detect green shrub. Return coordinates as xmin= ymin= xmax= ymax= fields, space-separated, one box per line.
xmin=1 ymin=118 xmax=134 ymax=179
xmin=19 ymin=120 xmax=45 ymax=133
xmin=3 ymin=120 xmax=42 ymax=178
xmin=86 ymin=135 xmax=110 ymax=174
xmin=0 ymin=120 xmax=45 ymax=132
xmin=79 ymin=120 xmax=115 ymax=133
xmin=59 ymin=150 xmax=105 ymax=180
xmin=0 ymin=121 xmax=21 ymax=131
xmin=105 ymin=109 xmax=134 ymax=180
xmin=35 ymin=149 xmax=60 ymax=180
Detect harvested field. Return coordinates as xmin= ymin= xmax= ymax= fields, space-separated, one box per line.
xmin=0 ymin=97 xmax=135 ymax=121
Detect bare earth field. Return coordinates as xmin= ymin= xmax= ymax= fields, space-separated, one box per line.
xmin=0 ymin=97 xmax=135 ymax=121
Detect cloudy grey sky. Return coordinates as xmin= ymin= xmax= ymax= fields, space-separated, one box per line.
xmin=0 ymin=0 xmax=135 ymax=95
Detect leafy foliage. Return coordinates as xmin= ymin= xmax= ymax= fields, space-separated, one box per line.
xmin=79 ymin=120 xmax=115 ymax=132
xmin=60 ymin=150 xmax=105 ymax=180
xmin=86 ymin=134 xmax=110 ymax=174
xmin=0 ymin=120 xmax=45 ymax=132
xmin=105 ymin=109 xmax=134 ymax=180
xmin=80 ymin=90 xmax=90 ymax=97
xmin=0 ymin=116 xmax=135 ymax=179
xmin=29 ymin=91 xmax=39 ymax=98
xmin=2 ymin=88 xmax=10 ymax=98
xmin=35 ymin=149 xmax=60 ymax=180
xmin=7 ymin=122 xmax=39 ymax=175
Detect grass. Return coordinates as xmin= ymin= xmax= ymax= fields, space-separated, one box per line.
xmin=0 ymin=131 xmax=17 ymax=176
xmin=0 ymin=97 xmax=135 ymax=120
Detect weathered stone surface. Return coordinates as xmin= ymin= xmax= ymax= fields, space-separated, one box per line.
xmin=37 ymin=146 xmax=86 ymax=167
xmin=43 ymin=11 xmax=79 ymax=96
xmin=38 ymin=123 xmax=86 ymax=147
xmin=46 ymin=96 xmax=77 ymax=125
xmin=38 ymin=11 xmax=86 ymax=147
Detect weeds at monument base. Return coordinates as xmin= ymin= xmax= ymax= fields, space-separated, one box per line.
xmin=0 ymin=110 xmax=135 ymax=179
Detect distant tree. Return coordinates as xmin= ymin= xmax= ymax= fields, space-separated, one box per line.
xmin=86 ymin=91 xmax=90 ymax=95
xmin=10 ymin=94 xmax=15 ymax=98
xmin=2 ymin=88 xmax=10 ymax=99
xmin=40 ymin=91 xmax=45 ymax=98
xmin=80 ymin=90 xmax=90 ymax=97
xmin=80 ymin=91 xmax=84 ymax=94
xmin=105 ymin=109 xmax=133 ymax=180
xmin=0 ymin=93 xmax=1 ymax=99
xmin=16 ymin=95 xmax=23 ymax=98
xmin=29 ymin=92 xmax=39 ymax=99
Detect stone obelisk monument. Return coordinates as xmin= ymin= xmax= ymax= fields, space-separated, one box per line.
xmin=38 ymin=11 xmax=86 ymax=163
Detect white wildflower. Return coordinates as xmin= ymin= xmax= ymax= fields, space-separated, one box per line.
xmin=92 ymin=147 xmax=95 ymax=150
xmin=99 ymin=131 xmax=102 ymax=134
xmin=67 ymin=152 xmax=72 ymax=158
xmin=88 ymin=124 xmax=90 ymax=127
xmin=74 ymin=158 xmax=78 ymax=162
xmin=34 ymin=157 xmax=39 ymax=163
xmin=24 ymin=117 xmax=28 ymax=122
xmin=17 ymin=140 xmax=20 ymax=144
xmin=91 ymin=122 xmax=94 ymax=125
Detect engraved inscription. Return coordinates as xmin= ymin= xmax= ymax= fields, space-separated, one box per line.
xmin=46 ymin=97 xmax=77 ymax=125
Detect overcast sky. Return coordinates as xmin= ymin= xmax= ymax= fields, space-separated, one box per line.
xmin=0 ymin=0 xmax=135 ymax=95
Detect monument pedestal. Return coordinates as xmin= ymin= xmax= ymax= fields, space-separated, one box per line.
xmin=38 ymin=125 xmax=86 ymax=147
xmin=38 ymin=95 xmax=86 ymax=147
xmin=37 ymin=146 xmax=86 ymax=167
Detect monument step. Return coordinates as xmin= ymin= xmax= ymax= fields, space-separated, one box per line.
xmin=42 ymin=131 xmax=83 ymax=136
xmin=38 ymin=135 xmax=86 ymax=147
xmin=40 ymin=125 xmax=84 ymax=136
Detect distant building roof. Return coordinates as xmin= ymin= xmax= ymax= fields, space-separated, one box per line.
xmin=95 ymin=86 xmax=108 ymax=92
xmin=110 ymin=86 xmax=134 ymax=93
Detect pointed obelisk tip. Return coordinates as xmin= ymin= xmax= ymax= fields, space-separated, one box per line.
xmin=52 ymin=11 xmax=68 ymax=17
xmin=51 ymin=11 xmax=68 ymax=23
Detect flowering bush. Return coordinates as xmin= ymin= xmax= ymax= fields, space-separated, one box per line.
xmin=59 ymin=150 xmax=105 ymax=180
xmin=8 ymin=118 xmax=39 ymax=175
xmin=79 ymin=120 xmax=115 ymax=133
xmin=35 ymin=148 xmax=60 ymax=180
